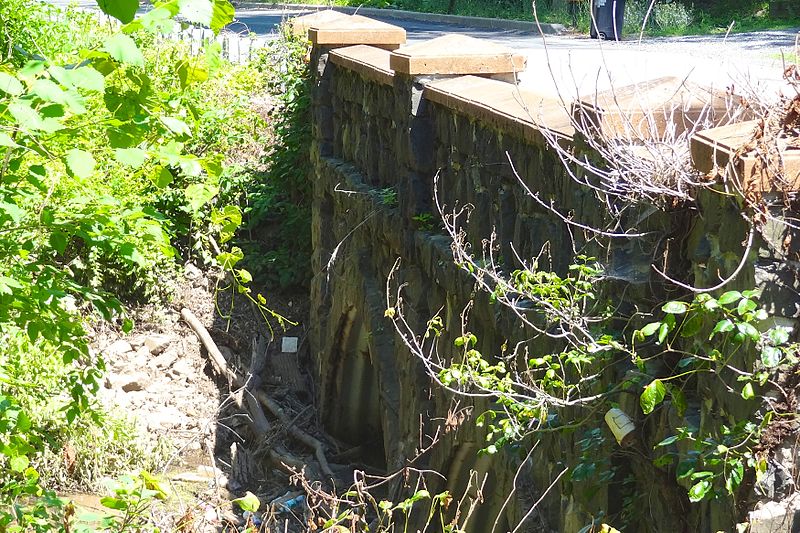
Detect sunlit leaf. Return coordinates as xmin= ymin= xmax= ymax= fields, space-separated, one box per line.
xmin=0 ymin=72 xmax=24 ymax=96
xmin=178 ymin=0 xmax=235 ymax=33
xmin=640 ymin=379 xmax=666 ymax=415
xmin=232 ymin=491 xmax=260 ymax=512
xmin=104 ymin=34 xmax=145 ymax=66
xmin=114 ymin=148 xmax=148 ymax=168
xmin=65 ymin=149 xmax=96 ymax=179
xmin=96 ymin=0 xmax=138 ymax=23
xmin=662 ymin=301 xmax=688 ymax=314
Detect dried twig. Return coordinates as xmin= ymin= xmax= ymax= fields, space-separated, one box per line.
xmin=181 ymin=307 xmax=335 ymax=479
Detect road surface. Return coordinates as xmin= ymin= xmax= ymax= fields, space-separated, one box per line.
xmin=232 ymin=6 xmax=798 ymax=100
xmin=49 ymin=1 xmax=799 ymax=100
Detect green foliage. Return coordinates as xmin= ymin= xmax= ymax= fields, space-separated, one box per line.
xmin=238 ymin=25 xmax=313 ymax=289
xmin=423 ymin=243 xmax=797 ymax=520
xmin=0 ymin=0 xmax=277 ymax=528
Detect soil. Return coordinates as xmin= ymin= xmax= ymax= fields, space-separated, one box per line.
xmin=82 ymin=263 xmax=327 ymax=532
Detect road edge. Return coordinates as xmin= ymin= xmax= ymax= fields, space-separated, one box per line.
xmin=232 ymin=2 xmax=566 ymax=35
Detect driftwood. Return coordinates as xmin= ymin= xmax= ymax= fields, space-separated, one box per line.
xmin=181 ymin=308 xmax=334 ymax=479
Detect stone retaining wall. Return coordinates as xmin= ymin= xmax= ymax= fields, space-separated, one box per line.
xmin=301 ymin=12 xmax=800 ymax=532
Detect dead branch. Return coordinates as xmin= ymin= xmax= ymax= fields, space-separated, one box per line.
xmin=181 ymin=307 xmax=335 ymax=479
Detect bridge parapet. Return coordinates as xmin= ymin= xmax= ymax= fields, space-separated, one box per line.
xmin=299 ymin=11 xmax=800 ymax=531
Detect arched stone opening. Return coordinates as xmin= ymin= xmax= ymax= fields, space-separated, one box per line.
xmin=325 ymin=306 xmax=387 ymax=470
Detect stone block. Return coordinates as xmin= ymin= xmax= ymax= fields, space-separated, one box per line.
xmin=390 ymin=34 xmax=526 ymax=76
xmin=573 ymin=76 xmax=738 ymax=141
xmin=329 ymin=45 xmax=394 ymax=86
xmin=308 ymin=15 xmax=406 ymax=49
xmin=691 ymin=120 xmax=800 ymax=192
xmin=289 ymin=10 xmax=349 ymax=38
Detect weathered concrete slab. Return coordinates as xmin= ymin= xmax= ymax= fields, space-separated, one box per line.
xmin=573 ymin=76 xmax=738 ymax=140
xmin=308 ymin=14 xmax=406 ymax=49
xmin=691 ymin=120 xmax=800 ymax=192
xmin=289 ymin=10 xmax=349 ymax=37
xmin=424 ymin=75 xmax=573 ymax=143
xmin=389 ymin=34 xmax=526 ymax=76
xmin=330 ymin=45 xmax=394 ymax=85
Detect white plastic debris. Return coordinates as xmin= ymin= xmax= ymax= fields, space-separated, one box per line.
xmin=281 ymin=337 xmax=299 ymax=353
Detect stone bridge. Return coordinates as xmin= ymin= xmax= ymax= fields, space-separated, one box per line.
xmin=295 ymin=11 xmax=800 ymax=532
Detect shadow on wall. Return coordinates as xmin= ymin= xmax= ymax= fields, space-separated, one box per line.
xmin=326 ymin=306 xmax=387 ymax=470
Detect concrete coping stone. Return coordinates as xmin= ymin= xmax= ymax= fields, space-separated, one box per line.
xmin=389 ymin=34 xmax=526 ymax=76
xmin=289 ymin=9 xmax=349 ymax=37
xmin=424 ymin=75 xmax=574 ymax=144
xmin=691 ymin=120 xmax=800 ymax=192
xmin=330 ymin=45 xmax=395 ymax=86
xmin=573 ymin=76 xmax=740 ymax=141
xmin=307 ymin=14 xmax=407 ymax=48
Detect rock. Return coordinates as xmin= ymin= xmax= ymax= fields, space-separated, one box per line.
xmin=749 ymin=498 xmax=800 ymax=533
xmin=117 ymin=373 xmax=150 ymax=392
xmin=104 ymin=339 xmax=133 ymax=356
xmin=150 ymin=348 xmax=179 ymax=370
xmin=148 ymin=406 xmax=189 ymax=429
xmin=131 ymin=346 xmax=150 ymax=368
xmin=144 ymin=334 xmax=172 ymax=355
xmin=171 ymin=359 xmax=194 ymax=378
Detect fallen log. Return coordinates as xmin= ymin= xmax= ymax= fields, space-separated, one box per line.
xmin=181 ymin=307 xmax=334 ymax=479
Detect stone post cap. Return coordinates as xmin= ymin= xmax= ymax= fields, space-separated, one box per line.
xmin=573 ymin=76 xmax=739 ymax=140
xmin=389 ymin=34 xmax=526 ymax=76
xmin=691 ymin=120 xmax=800 ymax=192
xmin=289 ymin=10 xmax=350 ymax=37
xmin=307 ymin=14 xmax=406 ymax=48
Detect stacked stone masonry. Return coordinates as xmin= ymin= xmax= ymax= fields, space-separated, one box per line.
xmin=301 ymin=11 xmax=800 ymax=533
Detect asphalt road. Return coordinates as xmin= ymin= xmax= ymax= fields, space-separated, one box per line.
xmin=49 ymin=1 xmax=799 ymax=101
xmin=230 ymin=7 xmax=798 ymax=101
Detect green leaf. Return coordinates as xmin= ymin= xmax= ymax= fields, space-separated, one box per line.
xmin=177 ymin=59 xmax=209 ymax=88
xmin=640 ymin=322 xmax=661 ymax=337
xmin=9 ymin=455 xmax=29 ymax=472
xmin=31 ymin=79 xmax=65 ymax=104
xmin=185 ymin=183 xmax=218 ymax=213
xmin=679 ymin=313 xmax=703 ymax=338
xmin=656 ymin=434 xmax=680 ymax=447
xmin=767 ymin=327 xmax=790 ymax=346
xmin=129 ymin=6 xmax=178 ymax=33
xmin=96 ymin=0 xmax=138 ymax=23
xmin=0 ymin=201 xmax=25 ymax=224
xmin=710 ymin=319 xmax=734 ymax=338
xmin=662 ymin=301 xmax=688 ymax=314
xmin=161 ymin=116 xmax=191 ymax=137
xmin=640 ymin=379 xmax=666 ymax=415
xmin=217 ymin=247 xmax=243 ymax=270
xmin=232 ymin=491 xmax=260 ymax=512
xmin=717 ymin=290 xmax=742 ymax=306
xmin=104 ymin=34 xmax=145 ymax=66
xmin=737 ymin=298 xmax=757 ymax=316
xmin=688 ymin=479 xmax=711 ymax=502
xmin=741 ymin=382 xmax=755 ymax=400
xmin=657 ymin=322 xmax=669 ymax=344
xmin=736 ymin=322 xmax=760 ymax=342
xmin=114 ymin=148 xmax=148 ymax=168
xmin=726 ymin=461 xmax=744 ymax=494
xmin=179 ymin=0 xmax=235 ymax=33
xmin=0 ymin=72 xmax=24 ymax=96
xmin=50 ymin=232 xmax=69 ymax=254
xmin=100 ymin=497 xmax=128 ymax=511
xmin=761 ymin=346 xmax=782 ymax=368
xmin=154 ymin=167 xmax=173 ymax=188
xmin=66 ymin=66 xmax=106 ymax=92
xmin=65 ymin=149 xmax=96 ymax=179
xmin=119 ymin=242 xmax=147 ymax=266
xmin=0 ymin=132 xmax=18 ymax=147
